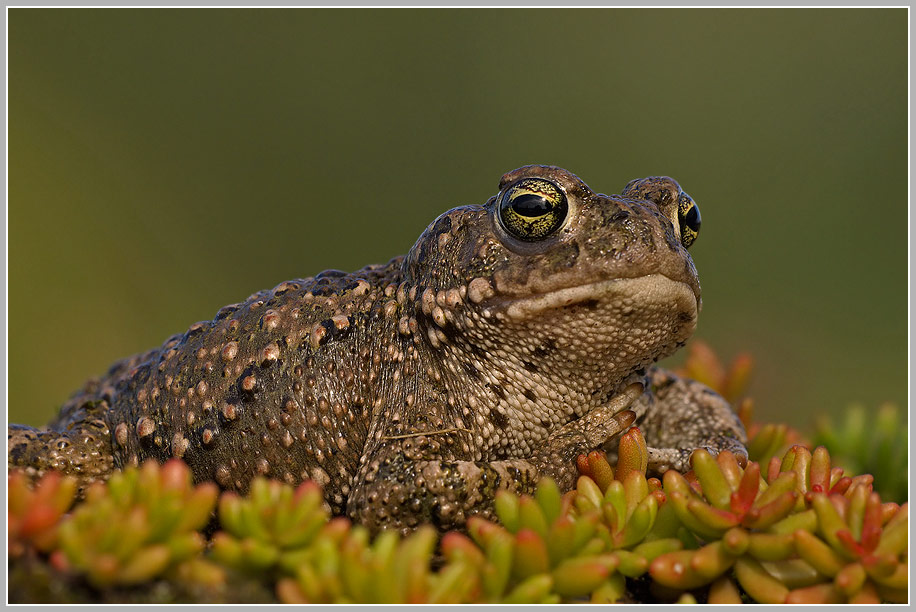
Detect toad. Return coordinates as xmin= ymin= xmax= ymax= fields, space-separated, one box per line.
xmin=9 ymin=165 xmax=746 ymax=532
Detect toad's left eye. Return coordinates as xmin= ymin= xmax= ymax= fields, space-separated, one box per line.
xmin=497 ymin=178 xmax=568 ymax=242
xmin=677 ymin=193 xmax=701 ymax=249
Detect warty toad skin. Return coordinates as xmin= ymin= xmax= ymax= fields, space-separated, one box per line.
xmin=8 ymin=165 xmax=747 ymax=533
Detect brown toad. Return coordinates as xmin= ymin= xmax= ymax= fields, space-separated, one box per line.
xmin=8 ymin=165 xmax=746 ymax=532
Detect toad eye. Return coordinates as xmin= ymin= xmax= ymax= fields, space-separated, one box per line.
xmin=677 ymin=193 xmax=701 ymax=249
xmin=497 ymin=178 xmax=568 ymax=241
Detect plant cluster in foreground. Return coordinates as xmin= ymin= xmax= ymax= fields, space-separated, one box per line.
xmin=8 ymin=345 xmax=908 ymax=603
xmin=9 ymin=434 xmax=907 ymax=603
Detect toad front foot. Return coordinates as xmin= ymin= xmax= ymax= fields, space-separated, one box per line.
xmin=630 ymin=367 xmax=749 ymax=474
xmin=529 ymin=383 xmax=642 ymax=489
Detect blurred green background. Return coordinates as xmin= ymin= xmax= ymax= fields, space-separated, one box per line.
xmin=9 ymin=9 xmax=906 ymax=429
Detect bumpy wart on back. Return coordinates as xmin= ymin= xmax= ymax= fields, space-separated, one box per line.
xmin=8 ymin=165 xmax=746 ymax=533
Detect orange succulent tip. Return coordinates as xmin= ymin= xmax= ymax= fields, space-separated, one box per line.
xmin=18 ymin=505 xmax=59 ymax=537
xmin=140 ymin=458 xmax=161 ymax=476
xmin=581 ymin=450 xmax=610 ymax=475
xmin=833 ymin=561 xmax=866 ymax=593
xmin=323 ymin=517 xmax=352 ymax=540
xmin=440 ymin=531 xmax=469 ymax=546
xmin=46 ymin=470 xmax=66 ymax=484
xmin=681 ymin=340 xmax=726 ymax=388
xmin=514 ymin=528 xmax=542 ymax=543
xmin=49 ymin=550 xmax=70 ymax=573
xmin=808 ymin=448 xmax=832 ymax=486
xmin=737 ymin=398 xmax=754 ymax=428
xmin=85 ymin=480 xmax=109 ymax=503
xmin=829 ymin=477 xmax=852 ymax=496
xmin=729 ymin=353 xmax=754 ymax=371
xmin=295 ymin=480 xmax=322 ymax=499
xmin=723 ymin=527 xmax=749 ymax=553
xmin=467 ymin=516 xmax=497 ymax=540
xmin=860 ymin=494 xmax=884 ymax=548
xmin=160 ymin=458 xmax=192 ymax=490
xmin=715 ymin=449 xmax=738 ymax=471
xmin=576 ymin=454 xmax=591 ymax=476
xmin=560 ymin=490 xmax=577 ymax=515
xmin=617 ymin=427 xmax=648 ymax=480
xmin=683 ymin=470 xmax=701 ymax=490
xmin=729 ymin=492 xmax=754 ymax=518
xmin=824 ymin=493 xmax=849 ymax=519
xmin=860 ymin=526 xmax=883 ymax=555
xmin=575 ymin=451 xmax=615 ymax=492
xmin=848 ymin=475 xmax=875 ymax=493
xmin=440 ymin=531 xmax=479 ymax=560
xmin=721 ymin=359 xmax=754 ymax=403
xmin=880 ymin=502 xmax=901 ymax=525
xmin=785 ymin=583 xmax=843 ymax=604
xmin=646 ymin=478 xmax=667 ymax=505
xmin=765 ymin=456 xmax=782 ymax=483
xmin=219 ymin=490 xmax=241 ymax=503
xmin=196 ymin=481 xmax=219 ymax=500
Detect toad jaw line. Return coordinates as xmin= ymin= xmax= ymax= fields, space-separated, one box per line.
xmin=498 ymin=274 xmax=699 ymax=322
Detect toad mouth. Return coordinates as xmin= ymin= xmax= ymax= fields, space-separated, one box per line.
xmin=495 ymin=274 xmax=699 ymax=321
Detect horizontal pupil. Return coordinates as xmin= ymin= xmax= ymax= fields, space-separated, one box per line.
xmin=511 ymin=194 xmax=551 ymax=218
xmin=684 ymin=205 xmax=700 ymax=229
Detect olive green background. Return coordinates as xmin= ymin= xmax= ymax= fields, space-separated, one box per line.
xmin=9 ymin=9 xmax=906 ymax=429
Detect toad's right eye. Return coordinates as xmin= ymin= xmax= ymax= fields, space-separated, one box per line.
xmin=677 ymin=192 xmax=701 ymax=249
xmin=497 ymin=178 xmax=568 ymax=242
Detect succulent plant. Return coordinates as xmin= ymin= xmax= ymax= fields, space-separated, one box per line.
xmin=645 ymin=444 xmax=908 ymax=604
xmin=9 ymin=469 xmax=77 ymax=558
xmin=6 ymin=345 xmax=909 ymax=604
xmin=276 ymin=523 xmax=482 ymax=604
xmin=812 ymin=403 xmax=907 ymax=503
xmin=55 ymin=459 xmax=222 ymax=589
xmin=211 ymin=475 xmax=479 ymax=603
xmin=440 ymin=427 xmax=689 ymax=603
xmin=773 ymin=445 xmax=907 ymax=603
xmin=8 ymin=441 xmax=909 ymax=604
xmin=210 ymin=477 xmax=330 ymax=575
xmin=440 ymin=485 xmax=615 ymax=602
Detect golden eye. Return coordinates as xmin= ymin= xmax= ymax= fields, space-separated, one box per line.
xmin=497 ymin=178 xmax=568 ymax=241
xmin=677 ymin=193 xmax=701 ymax=249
